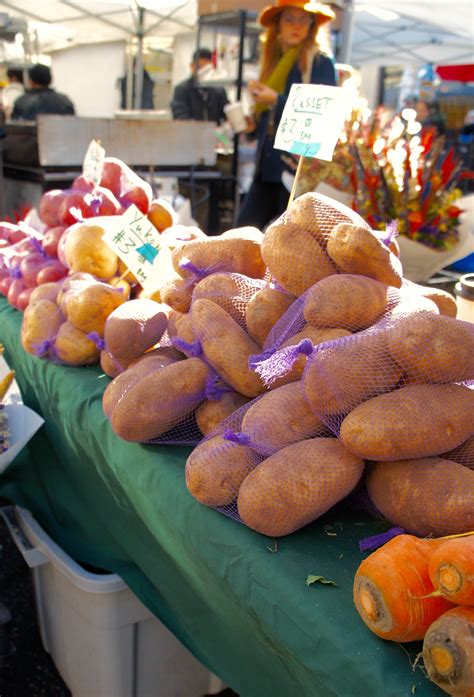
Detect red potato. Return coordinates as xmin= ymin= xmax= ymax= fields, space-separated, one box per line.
xmin=0 ymin=240 xmax=10 ymax=250
xmin=15 ymin=239 xmax=36 ymax=255
xmin=19 ymin=254 xmax=51 ymax=288
xmin=42 ymin=226 xmax=66 ymax=258
xmin=39 ymin=189 xmax=67 ymax=228
xmin=72 ymin=175 xmax=94 ymax=192
xmin=56 ymin=229 xmax=70 ymax=267
xmin=0 ymin=276 xmax=13 ymax=296
xmin=58 ymin=187 xmax=122 ymax=226
xmin=8 ymin=229 xmax=27 ymax=245
xmin=7 ymin=279 xmax=26 ymax=309
xmin=100 ymin=157 xmax=152 ymax=214
xmin=36 ymin=262 xmax=68 ymax=285
xmin=16 ymin=287 xmax=35 ymax=311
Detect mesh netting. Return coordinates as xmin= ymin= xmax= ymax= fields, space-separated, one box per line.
xmin=260 ymin=192 xmax=402 ymax=297
xmin=172 ymin=227 xmax=266 ymax=283
xmin=192 ymin=272 xmax=266 ymax=330
xmin=103 ymin=298 xmax=168 ymax=369
xmin=185 ymin=387 xmax=365 ymax=535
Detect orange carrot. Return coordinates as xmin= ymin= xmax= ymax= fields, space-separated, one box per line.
xmin=428 ymin=536 xmax=474 ymax=606
xmin=353 ymin=534 xmax=454 ymax=642
xmin=423 ymin=606 xmax=474 ymax=696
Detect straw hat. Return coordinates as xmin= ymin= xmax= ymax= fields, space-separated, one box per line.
xmin=258 ymin=0 xmax=335 ymax=28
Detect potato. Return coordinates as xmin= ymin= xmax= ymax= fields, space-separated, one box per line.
xmin=167 ymin=310 xmax=196 ymax=347
xmin=104 ymin=299 xmax=168 ymax=368
xmin=111 ymin=357 xmax=210 ymax=441
xmin=303 ymin=274 xmax=389 ymax=331
xmin=284 ymin=191 xmax=369 ymax=247
xmin=303 ymin=332 xmax=402 ymax=417
xmin=160 ymin=276 xmax=193 ymax=313
xmin=193 ymin=272 xmax=264 ymax=327
xmin=237 ymin=438 xmax=364 ymax=537
xmin=221 ymin=226 xmax=263 ymax=243
xmin=172 ymin=235 xmax=265 ymax=281
xmin=66 ymin=282 xmax=126 ymax=335
xmin=196 ymin=392 xmax=249 ymax=436
xmin=192 ymin=299 xmax=264 ymax=397
xmin=245 ymin=286 xmax=295 ymax=346
xmin=387 ymin=312 xmax=474 ymax=383
xmin=405 ymin=281 xmax=457 ymax=318
xmin=261 ymin=224 xmax=337 ymax=296
xmin=269 ymin=326 xmax=352 ymax=389
xmin=21 ymin=299 xmax=64 ymax=356
xmin=327 ymin=223 xmax=403 ymax=288
xmin=29 ymin=281 xmax=62 ymax=305
xmin=56 ymin=272 xmax=97 ymax=317
xmin=340 ymin=384 xmax=474 ymax=461
xmin=367 ymin=458 xmax=474 ymax=536
xmin=241 ymin=382 xmax=326 ymax=455
xmin=100 ymin=350 xmax=123 ymax=378
xmin=54 ymin=322 xmax=100 ymax=366
xmin=185 ymin=435 xmax=260 ymax=507
xmin=103 ymin=351 xmax=178 ymax=418
xmin=443 ymin=435 xmax=474 ymax=470
xmin=65 ymin=223 xmax=118 ymax=279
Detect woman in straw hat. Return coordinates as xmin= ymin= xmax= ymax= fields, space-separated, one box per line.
xmin=236 ymin=0 xmax=336 ymax=229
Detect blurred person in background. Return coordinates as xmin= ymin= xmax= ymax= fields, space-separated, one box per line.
xmin=415 ymin=98 xmax=446 ymax=137
xmin=170 ymin=48 xmax=228 ymax=124
xmin=236 ymin=0 xmax=336 ymax=229
xmin=12 ymin=64 xmax=75 ymax=121
xmin=1 ymin=68 xmax=25 ymax=120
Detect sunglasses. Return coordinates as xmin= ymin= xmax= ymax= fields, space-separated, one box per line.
xmin=280 ymin=12 xmax=314 ymax=26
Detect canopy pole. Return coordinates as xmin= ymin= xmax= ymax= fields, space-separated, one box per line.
xmin=339 ymin=0 xmax=355 ymax=65
xmin=133 ymin=5 xmax=145 ymax=110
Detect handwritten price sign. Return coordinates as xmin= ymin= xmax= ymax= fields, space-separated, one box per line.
xmin=83 ymin=140 xmax=105 ymax=187
xmin=102 ymin=205 xmax=173 ymax=293
xmin=274 ymin=84 xmax=352 ymax=162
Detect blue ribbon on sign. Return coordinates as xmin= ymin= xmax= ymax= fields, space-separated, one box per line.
xmin=136 ymin=243 xmax=159 ymax=264
xmin=289 ymin=141 xmax=321 ymax=157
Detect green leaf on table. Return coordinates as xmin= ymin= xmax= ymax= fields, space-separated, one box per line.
xmin=306 ymin=574 xmax=338 ymax=587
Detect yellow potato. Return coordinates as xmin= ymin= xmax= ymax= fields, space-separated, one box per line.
xmin=245 ymin=286 xmax=295 ymax=346
xmin=65 ymin=223 xmax=118 ymax=279
xmin=111 ymin=357 xmax=210 ymax=441
xmin=196 ymin=391 xmax=249 ymax=436
xmin=387 ymin=311 xmax=474 ymax=383
xmin=29 ymin=282 xmax=62 ymax=305
xmin=241 ymin=382 xmax=326 ymax=455
xmin=303 ymin=331 xmax=403 ymax=416
xmin=185 ymin=435 xmax=260 ymax=507
xmin=304 ymin=274 xmax=389 ymax=331
xmin=54 ymin=322 xmax=100 ymax=366
xmin=56 ymin=273 xmax=97 ymax=317
xmin=192 ymin=299 xmax=264 ymax=397
xmin=66 ymin=282 xmax=126 ymax=335
xmin=237 ymin=438 xmax=364 ymax=537
xmin=100 ymin=350 xmax=123 ymax=378
xmin=261 ymin=223 xmax=337 ymax=296
xmin=340 ymin=384 xmax=474 ymax=461
xmin=21 ymin=299 xmax=64 ymax=356
xmin=327 ymin=223 xmax=403 ymax=288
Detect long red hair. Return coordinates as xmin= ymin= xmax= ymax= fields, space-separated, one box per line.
xmin=259 ymin=17 xmax=321 ymax=81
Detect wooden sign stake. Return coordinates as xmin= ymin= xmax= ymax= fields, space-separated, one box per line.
xmin=287 ymin=156 xmax=304 ymax=210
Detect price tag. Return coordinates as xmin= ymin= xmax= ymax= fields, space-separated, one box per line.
xmin=83 ymin=140 xmax=105 ymax=187
xmin=101 ymin=205 xmax=173 ymax=293
xmin=274 ymin=84 xmax=352 ymax=162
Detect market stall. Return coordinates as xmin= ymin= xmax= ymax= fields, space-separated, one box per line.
xmin=0 ymin=297 xmax=443 ymax=697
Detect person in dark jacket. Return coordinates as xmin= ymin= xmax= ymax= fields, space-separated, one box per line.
xmin=236 ymin=0 xmax=336 ymax=229
xmin=12 ymin=64 xmax=75 ymax=121
xmin=170 ymin=48 xmax=228 ymax=124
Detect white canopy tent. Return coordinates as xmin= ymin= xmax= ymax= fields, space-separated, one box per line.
xmin=1 ymin=0 xmax=472 ymax=66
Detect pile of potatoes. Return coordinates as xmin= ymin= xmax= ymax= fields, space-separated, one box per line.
xmin=179 ymin=193 xmax=473 ymax=538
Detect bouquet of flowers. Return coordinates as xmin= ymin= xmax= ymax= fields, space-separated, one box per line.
xmin=295 ymin=103 xmax=467 ymax=253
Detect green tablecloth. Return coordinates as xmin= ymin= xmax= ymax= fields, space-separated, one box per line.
xmin=0 ymin=297 xmax=440 ymax=697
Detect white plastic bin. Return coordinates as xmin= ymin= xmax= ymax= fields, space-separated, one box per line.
xmin=1 ymin=506 xmax=225 ymax=697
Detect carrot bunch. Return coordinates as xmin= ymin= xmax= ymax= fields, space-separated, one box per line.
xmin=353 ymin=532 xmax=474 ymax=696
